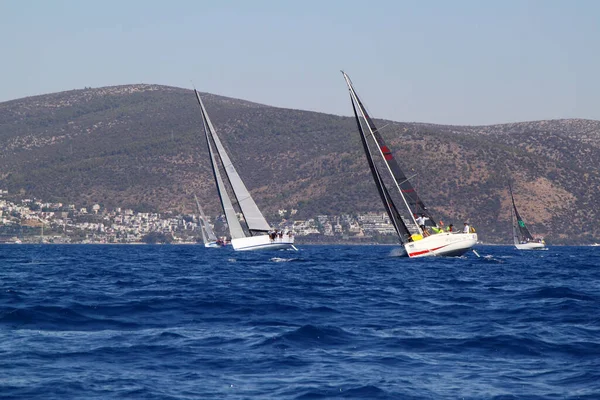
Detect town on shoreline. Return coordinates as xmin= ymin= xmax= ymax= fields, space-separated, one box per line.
xmin=0 ymin=190 xmax=400 ymax=245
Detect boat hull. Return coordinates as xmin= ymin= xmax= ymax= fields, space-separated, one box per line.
xmin=403 ymin=232 xmax=478 ymax=258
xmin=204 ymin=241 xmax=223 ymax=248
xmin=231 ymin=234 xmax=295 ymax=251
xmin=515 ymin=242 xmax=546 ymax=250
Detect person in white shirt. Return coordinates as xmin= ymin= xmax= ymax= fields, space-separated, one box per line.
xmin=463 ymin=222 xmax=470 ymax=233
xmin=416 ymin=213 xmax=430 ymax=236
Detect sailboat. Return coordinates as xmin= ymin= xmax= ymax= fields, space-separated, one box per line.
xmin=193 ymin=194 xmax=223 ymax=248
xmin=341 ymin=71 xmax=477 ymax=258
xmin=509 ymin=183 xmax=546 ymax=250
xmin=194 ymin=90 xmax=295 ymax=251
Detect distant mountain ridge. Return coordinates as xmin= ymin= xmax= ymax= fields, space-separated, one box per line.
xmin=1 ymin=84 xmax=599 ymax=244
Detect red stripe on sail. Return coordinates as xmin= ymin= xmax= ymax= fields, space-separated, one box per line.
xmin=381 ymin=146 xmax=393 ymax=160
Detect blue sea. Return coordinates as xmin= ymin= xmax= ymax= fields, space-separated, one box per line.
xmin=1 ymin=244 xmax=599 ymax=399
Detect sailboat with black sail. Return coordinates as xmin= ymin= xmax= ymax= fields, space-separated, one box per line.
xmin=194 ymin=90 xmax=295 ymax=251
xmin=341 ymin=71 xmax=477 ymax=257
xmin=509 ymin=183 xmax=546 ymax=250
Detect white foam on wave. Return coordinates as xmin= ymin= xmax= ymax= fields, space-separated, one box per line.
xmin=388 ymin=247 xmax=406 ymax=257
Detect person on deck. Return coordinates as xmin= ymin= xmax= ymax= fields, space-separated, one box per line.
xmin=446 ymin=224 xmax=454 ymax=232
xmin=416 ymin=214 xmax=430 ymax=236
xmin=463 ymin=222 xmax=470 ymax=233
xmin=416 ymin=214 xmax=429 ymax=230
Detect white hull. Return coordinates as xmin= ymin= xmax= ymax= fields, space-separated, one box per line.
xmin=403 ymin=232 xmax=478 ymax=258
xmin=515 ymin=242 xmax=546 ymax=250
xmin=231 ymin=234 xmax=295 ymax=251
xmin=204 ymin=241 xmax=223 ymax=248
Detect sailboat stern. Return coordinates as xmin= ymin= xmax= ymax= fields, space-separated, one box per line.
xmin=404 ymin=232 xmax=478 ymax=258
xmin=231 ymin=234 xmax=295 ymax=251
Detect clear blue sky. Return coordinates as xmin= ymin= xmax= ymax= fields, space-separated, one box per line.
xmin=1 ymin=0 xmax=599 ymax=125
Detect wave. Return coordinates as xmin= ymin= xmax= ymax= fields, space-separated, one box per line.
xmin=258 ymin=324 xmax=354 ymax=349
xmin=0 ymin=305 xmax=139 ymax=330
xmin=270 ymin=257 xmax=299 ymax=262
xmin=295 ymin=384 xmax=395 ymax=399
xmin=517 ymin=286 xmax=596 ymax=301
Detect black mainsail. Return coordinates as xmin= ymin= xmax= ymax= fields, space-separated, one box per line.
xmin=349 ymin=79 xmax=434 ymax=224
xmin=509 ymin=183 xmax=534 ymax=243
xmin=349 ymin=94 xmax=412 ymax=241
xmin=342 ymin=71 xmax=436 ymax=242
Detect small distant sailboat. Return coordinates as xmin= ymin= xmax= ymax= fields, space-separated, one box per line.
xmin=341 ymin=71 xmax=477 ymax=257
xmin=193 ymin=194 xmax=223 ymax=248
xmin=509 ymin=183 xmax=546 ymax=250
xmin=39 ymin=220 xmax=48 ymax=244
xmin=194 ymin=90 xmax=295 ymax=251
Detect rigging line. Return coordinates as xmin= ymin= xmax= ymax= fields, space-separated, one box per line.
xmin=397 ymin=173 xmax=418 ymax=186
xmin=371 ymin=123 xmax=390 ymax=133
xmin=231 ymin=195 xmax=254 ymax=206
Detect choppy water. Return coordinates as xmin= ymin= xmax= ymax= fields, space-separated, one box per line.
xmin=1 ymin=244 xmax=599 ymax=399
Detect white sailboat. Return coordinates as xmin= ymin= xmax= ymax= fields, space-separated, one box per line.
xmin=194 ymin=90 xmax=295 ymax=251
xmin=342 ymin=71 xmax=477 ymax=258
xmin=509 ymin=183 xmax=546 ymax=250
xmin=193 ymin=194 xmax=223 ymax=248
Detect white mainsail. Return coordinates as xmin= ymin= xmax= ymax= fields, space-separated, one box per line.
xmin=196 ymin=91 xmax=246 ymax=239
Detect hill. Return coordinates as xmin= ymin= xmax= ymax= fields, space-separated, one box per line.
xmin=1 ymin=84 xmax=599 ymax=244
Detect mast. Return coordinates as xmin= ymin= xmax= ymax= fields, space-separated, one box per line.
xmin=508 ymin=182 xmax=534 ymax=242
xmin=511 ymin=194 xmax=519 ymax=245
xmin=194 ymin=91 xmax=272 ymax=234
xmin=195 ymin=91 xmax=246 ymax=240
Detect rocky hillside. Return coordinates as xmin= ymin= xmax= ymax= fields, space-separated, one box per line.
xmin=1 ymin=84 xmax=599 ymax=244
